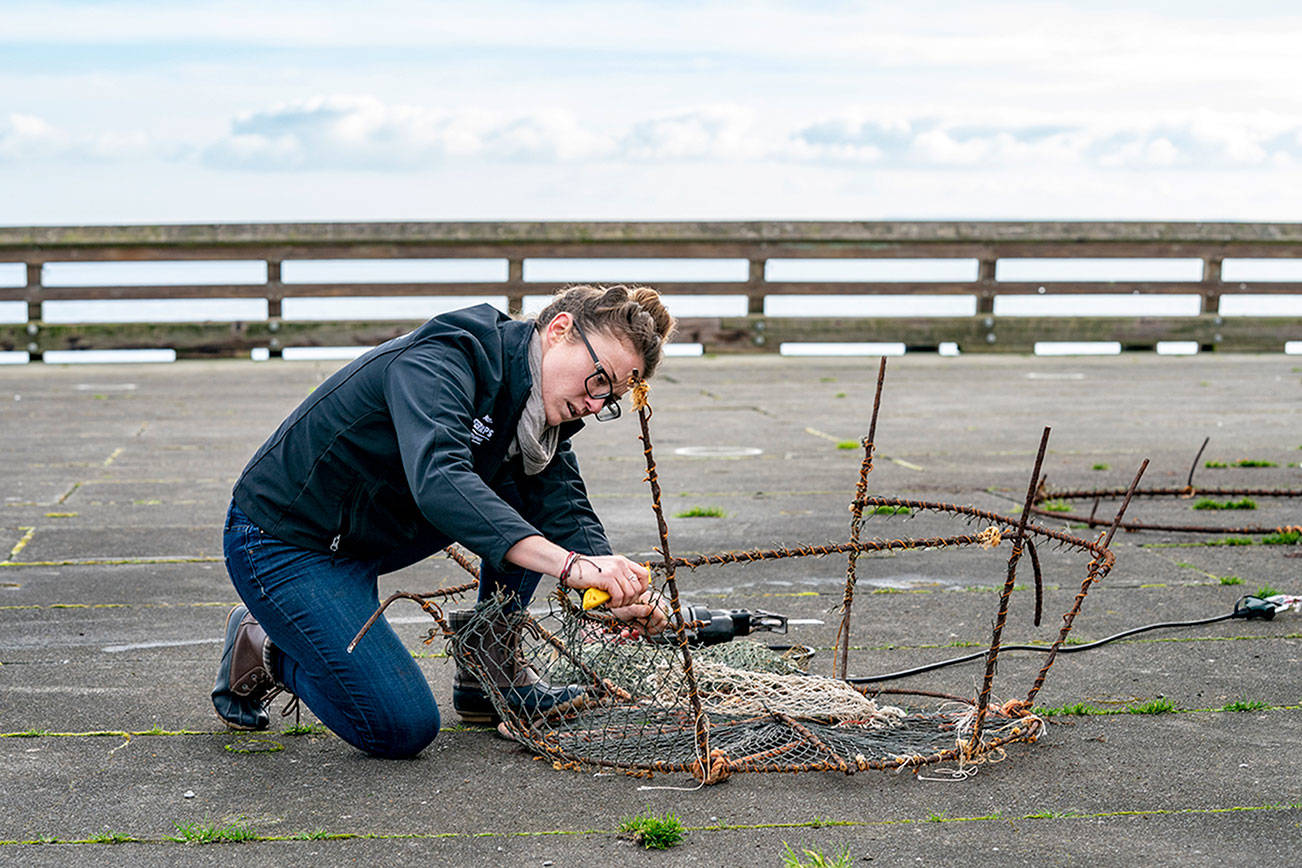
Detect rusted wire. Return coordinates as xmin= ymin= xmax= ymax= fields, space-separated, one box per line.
xmin=776 ymin=710 xmax=852 ymax=775
xmin=860 ymin=687 xmax=974 ymax=704
xmin=346 ymin=592 xmax=449 ymax=654
xmin=1031 ymin=483 xmax=1300 ymax=535
xmin=1187 ymin=437 xmax=1211 ymax=489
xmin=1026 ymin=509 xmax=1298 ymax=536
xmin=658 ymin=513 xmax=1112 ymax=573
xmin=633 ymin=374 xmax=712 ymax=777
xmin=1024 ymin=459 xmax=1148 ymax=707
xmin=443 ymin=544 xmax=481 ymax=579
xmin=1033 ymin=437 xmax=1299 ymax=532
xmin=1042 ymin=486 xmax=1300 ymax=500
xmin=835 ymin=357 xmax=887 ymax=680
xmin=854 ymin=496 xmax=1108 ymax=554
xmin=968 ymin=427 xmax=1050 ymax=754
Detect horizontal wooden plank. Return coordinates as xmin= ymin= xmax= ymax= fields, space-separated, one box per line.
xmin=0 ymin=283 xmax=519 ymax=302
xmin=689 ymin=316 xmax=1300 ymax=353
xmin=7 ymin=239 xmax=1302 ymax=263
xmin=5 ymin=221 xmax=1302 ymax=252
xmin=0 ymin=321 xmax=419 ymax=356
xmin=4 ymin=281 xmax=1299 ymax=305
xmin=4 ymin=315 xmax=1296 ymax=356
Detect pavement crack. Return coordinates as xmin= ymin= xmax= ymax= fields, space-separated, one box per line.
xmin=803 ymin=426 xmax=842 ymax=444
xmin=0 ymin=556 xmax=223 ymax=568
xmin=6 ymin=528 xmax=35 ymax=561
xmin=2 ymin=801 xmax=1299 ymax=848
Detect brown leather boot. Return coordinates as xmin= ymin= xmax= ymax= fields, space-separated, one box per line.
xmin=211 ymin=605 xmax=279 ymax=730
xmin=450 ymin=607 xmax=586 ymax=724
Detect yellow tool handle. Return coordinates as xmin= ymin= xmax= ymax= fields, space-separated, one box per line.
xmin=582 ymin=587 xmax=611 ymax=610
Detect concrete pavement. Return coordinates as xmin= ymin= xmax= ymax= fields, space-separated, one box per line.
xmin=1 ymin=352 xmax=1299 ymax=866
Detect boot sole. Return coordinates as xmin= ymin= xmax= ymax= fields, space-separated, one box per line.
xmin=456 ymin=710 xmax=500 ymax=725
xmin=212 ymin=604 xmax=270 ymax=732
xmin=214 ymin=709 xmax=267 ymax=732
xmin=455 ymin=692 xmax=589 ymax=725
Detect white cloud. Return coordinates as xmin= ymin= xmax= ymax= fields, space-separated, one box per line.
xmin=481 ymin=112 xmax=615 ymax=162
xmin=792 ymin=112 xmax=1302 ymax=170
xmin=621 ymin=108 xmax=770 ymax=162
xmin=12 ymin=94 xmax=1302 ymax=175
xmin=0 ymin=112 xmax=169 ymax=163
xmin=0 ymin=113 xmax=67 ymax=159
xmin=203 ymin=96 xmax=614 ymax=169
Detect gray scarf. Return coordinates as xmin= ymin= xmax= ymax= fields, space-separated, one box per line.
xmin=508 ymin=330 xmax=560 ymax=475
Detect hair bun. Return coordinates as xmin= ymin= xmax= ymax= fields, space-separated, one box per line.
xmin=531 ymin=283 xmax=678 ymax=379
xmin=628 ymin=286 xmax=676 ymax=342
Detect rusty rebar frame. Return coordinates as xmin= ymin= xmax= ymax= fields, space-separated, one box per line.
xmin=613 ymin=371 xmax=1124 ymax=781
xmin=352 ymin=364 xmax=1131 ymax=782
xmin=1028 ymin=438 xmax=1301 ymax=535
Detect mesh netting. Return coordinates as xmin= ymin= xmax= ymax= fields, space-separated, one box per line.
xmin=449 ymin=589 xmax=1045 ymax=782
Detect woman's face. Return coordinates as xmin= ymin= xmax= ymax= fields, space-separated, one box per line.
xmin=539 ymin=313 xmax=643 ymax=427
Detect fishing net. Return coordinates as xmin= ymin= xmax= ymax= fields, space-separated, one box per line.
xmin=356 ymin=360 xmax=1132 ymax=782
xmin=448 ymin=586 xmax=1056 ymax=782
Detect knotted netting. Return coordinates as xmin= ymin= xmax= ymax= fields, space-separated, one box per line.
xmin=450 ymin=590 xmax=1047 ymax=782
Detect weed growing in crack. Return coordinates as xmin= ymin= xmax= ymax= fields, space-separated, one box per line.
xmin=674 ymin=506 xmax=726 ymax=518
xmin=167 ymin=820 xmax=257 ymax=845
xmin=618 ymin=810 xmax=684 ymax=850
xmin=1126 ymin=697 xmax=1175 ymax=715
xmin=1221 ymin=700 xmax=1269 ymax=712
xmin=781 ymin=842 xmax=853 ymax=868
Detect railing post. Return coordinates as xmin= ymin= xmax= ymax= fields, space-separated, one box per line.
xmin=976 ymin=258 xmax=996 ymax=315
xmin=25 ymin=262 xmax=41 ymax=360
xmin=747 ymin=258 xmax=766 ymax=315
xmin=1201 ymin=257 xmax=1222 ymax=315
xmin=265 ymin=260 xmax=283 ymax=359
xmin=507 ymin=258 xmax=524 ymax=316
xmin=265 ymin=260 xmax=283 ymax=319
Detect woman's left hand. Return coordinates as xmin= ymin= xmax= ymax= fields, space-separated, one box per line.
xmin=608 ymin=594 xmax=669 ymax=637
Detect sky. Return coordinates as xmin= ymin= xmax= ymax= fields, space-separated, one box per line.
xmin=2 ymin=0 xmax=1302 ymax=225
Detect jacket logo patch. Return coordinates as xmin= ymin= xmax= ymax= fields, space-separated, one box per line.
xmin=470 ymin=414 xmax=494 ymax=446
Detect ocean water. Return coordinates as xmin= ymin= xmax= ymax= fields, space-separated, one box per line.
xmin=3 ymin=257 xmax=1299 ymax=363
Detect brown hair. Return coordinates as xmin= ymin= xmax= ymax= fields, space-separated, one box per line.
xmin=533 ymin=284 xmax=677 ymax=379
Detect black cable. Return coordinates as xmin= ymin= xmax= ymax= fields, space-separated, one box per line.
xmin=845 ymin=606 xmax=1257 ymax=685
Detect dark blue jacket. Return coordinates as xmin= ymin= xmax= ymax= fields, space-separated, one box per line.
xmin=232 ymin=304 xmax=610 ymax=571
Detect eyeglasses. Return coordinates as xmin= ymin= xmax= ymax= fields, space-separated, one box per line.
xmin=571 ymin=320 xmax=621 ymax=422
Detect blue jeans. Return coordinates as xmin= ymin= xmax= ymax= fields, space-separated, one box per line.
xmin=222 ymin=500 xmax=540 ymax=758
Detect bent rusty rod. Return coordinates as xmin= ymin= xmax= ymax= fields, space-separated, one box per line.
xmin=1024 ymin=458 xmax=1149 ymax=706
xmin=968 ymin=426 xmax=1050 ymax=754
xmin=633 ymin=378 xmax=712 ymax=773
xmin=836 ymin=356 xmax=888 ymax=680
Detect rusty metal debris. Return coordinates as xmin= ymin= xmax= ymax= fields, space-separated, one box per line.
xmin=1031 ymin=437 xmax=1301 ymax=535
xmin=356 ymin=362 xmax=1148 ymax=783
xmin=346 ymin=545 xmax=479 ymax=653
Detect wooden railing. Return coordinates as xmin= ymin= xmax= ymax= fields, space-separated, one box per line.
xmin=1 ymin=221 xmax=1300 ymax=358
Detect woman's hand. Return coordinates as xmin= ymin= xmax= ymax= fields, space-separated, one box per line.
xmin=609 ymin=594 xmax=670 ymax=637
xmin=563 ymin=554 xmax=649 ymax=609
